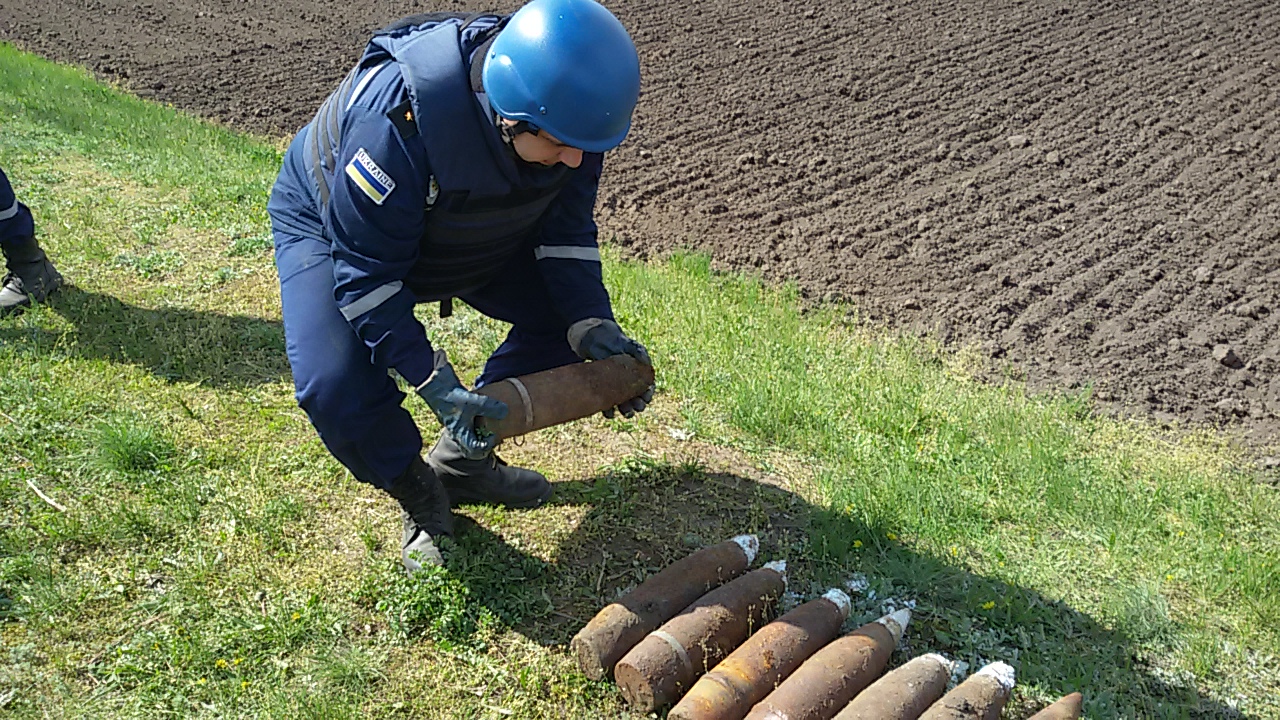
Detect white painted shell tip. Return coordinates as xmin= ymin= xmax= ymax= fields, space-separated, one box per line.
xmin=877 ymin=608 xmax=912 ymax=643
xmin=921 ymin=653 xmax=955 ymax=673
xmin=977 ymin=661 xmax=1016 ymax=691
xmin=821 ymin=588 xmax=852 ymax=617
xmin=762 ymin=560 xmax=787 ymax=585
xmin=730 ymin=534 xmax=759 ymax=564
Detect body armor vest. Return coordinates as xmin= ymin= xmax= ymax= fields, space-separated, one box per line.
xmin=305 ymin=14 xmax=571 ymax=301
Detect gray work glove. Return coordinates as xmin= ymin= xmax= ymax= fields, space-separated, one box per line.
xmin=415 ymin=350 xmax=508 ymax=459
xmin=567 ymin=318 xmax=654 ymax=419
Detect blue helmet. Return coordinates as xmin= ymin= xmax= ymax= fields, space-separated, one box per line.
xmin=482 ymin=0 xmax=641 ymax=153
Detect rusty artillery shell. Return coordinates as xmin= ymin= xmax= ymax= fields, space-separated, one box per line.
xmin=745 ymin=608 xmax=911 ymax=720
xmin=668 ymin=588 xmax=853 ymax=720
xmin=570 ymin=535 xmax=759 ymax=681
xmin=1027 ymin=693 xmax=1083 ymax=720
xmin=614 ymin=560 xmax=788 ymax=713
xmin=476 ymin=354 xmax=655 ymax=440
xmin=918 ymin=661 xmax=1015 ymax=720
xmin=831 ymin=653 xmax=952 ymax=720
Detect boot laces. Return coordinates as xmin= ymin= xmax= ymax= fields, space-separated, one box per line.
xmin=402 ymin=490 xmax=449 ymax=531
xmin=395 ymin=468 xmax=452 ymax=537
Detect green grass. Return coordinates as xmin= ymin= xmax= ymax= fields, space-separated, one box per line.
xmin=1 ymin=43 xmax=1278 ymax=718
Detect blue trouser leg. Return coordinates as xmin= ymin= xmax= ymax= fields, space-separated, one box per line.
xmin=272 ymin=229 xmax=423 ymax=490
xmin=0 ymin=166 xmax=37 ymax=248
xmin=269 ymin=143 xmax=421 ymax=490
xmin=460 ymin=248 xmax=584 ymax=388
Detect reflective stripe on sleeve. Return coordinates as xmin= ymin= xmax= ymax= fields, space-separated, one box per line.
xmin=533 ymin=245 xmax=601 ymax=262
xmin=339 ymin=280 xmax=404 ymax=320
xmin=0 ymin=200 xmax=18 ymax=221
xmin=345 ymin=61 xmax=392 ymax=111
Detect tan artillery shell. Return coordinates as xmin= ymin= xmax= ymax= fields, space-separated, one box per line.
xmin=570 ymin=535 xmax=759 ymax=680
xmin=745 ymin=609 xmax=910 ymax=720
xmin=668 ymin=588 xmax=852 ymax=720
xmin=614 ymin=562 xmax=787 ymax=713
xmin=1027 ymin=692 xmax=1083 ymax=720
xmin=831 ymin=653 xmax=952 ymax=720
xmin=918 ymin=662 xmax=1015 ymax=720
xmin=476 ymin=354 xmax=654 ymax=440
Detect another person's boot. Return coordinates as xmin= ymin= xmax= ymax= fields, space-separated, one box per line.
xmin=385 ymin=455 xmax=454 ymax=573
xmin=1 ymin=235 xmax=63 ymax=316
xmin=427 ymin=431 xmax=553 ymax=508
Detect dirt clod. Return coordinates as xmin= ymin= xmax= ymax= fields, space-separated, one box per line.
xmin=1213 ymin=345 xmax=1244 ymax=369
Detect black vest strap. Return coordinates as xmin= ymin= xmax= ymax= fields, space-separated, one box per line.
xmin=470 ymin=35 xmax=499 ymax=93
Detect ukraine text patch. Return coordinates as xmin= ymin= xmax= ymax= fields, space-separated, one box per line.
xmin=345 ymin=148 xmax=396 ymax=205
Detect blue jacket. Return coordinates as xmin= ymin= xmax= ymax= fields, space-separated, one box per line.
xmin=280 ymin=14 xmax=613 ymax=387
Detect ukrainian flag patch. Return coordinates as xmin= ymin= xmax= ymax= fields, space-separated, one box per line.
xmin=345 ymin=148 xmax=396 ymax=205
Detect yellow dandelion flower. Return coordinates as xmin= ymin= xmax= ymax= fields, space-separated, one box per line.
xmin=950 ymin=547 xmax=958 ymax=556
xmin=853 ymin=540 xmax=863 ymax=548
xmin=1165 ymin=574 xmax=1174 ymax=581
xmin=233 ymin=657 xmax=243 ymax=665
xmin=196 ymin=678 xmax=207 ymax=685
xmin=216 ymin=658 xmax=228 ymax=668
xmin=241 ymin=680 xmax=250 ymax=689
xmin=886 ymin=532 xmax=898 ymax=541
xmin=981 ymin=601 xmax=995 ymax=610
xmin=291 ymin=612 xmax=301 ymax=621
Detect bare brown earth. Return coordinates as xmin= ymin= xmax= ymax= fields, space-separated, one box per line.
xmin=4 ymin=0 xmax=1279 ymax=441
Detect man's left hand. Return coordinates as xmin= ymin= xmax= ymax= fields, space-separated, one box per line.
xmin=567 ymin=318 xmax=654 ymax=418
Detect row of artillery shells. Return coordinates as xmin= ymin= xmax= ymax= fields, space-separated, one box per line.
xmin=569 ymin=535 xmax=1083 ymax=719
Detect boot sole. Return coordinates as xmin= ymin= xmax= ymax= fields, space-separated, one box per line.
xmin=444 ymin=482 xmax=554 ymax=509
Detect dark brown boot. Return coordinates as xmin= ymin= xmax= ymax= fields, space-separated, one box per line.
xmin=1 ymin=235 xmax=63 ymax=316
xmin=385 ymin=456 xmax=454 ymax=573
xmin=427 ymin=431 xmax=553 ymax=509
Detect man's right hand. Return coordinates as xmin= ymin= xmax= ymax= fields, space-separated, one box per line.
xmin=415 ymin=350 xmax=508 ymax=459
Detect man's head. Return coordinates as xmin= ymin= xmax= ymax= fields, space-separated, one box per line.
xmin=483 ymin=0 xmax=641 ymax=156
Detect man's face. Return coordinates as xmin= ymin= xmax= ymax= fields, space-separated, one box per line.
xmin=504 ymin=120 xmax=584 ymax=168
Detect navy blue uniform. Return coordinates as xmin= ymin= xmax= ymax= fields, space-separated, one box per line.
xmin=0 ymin=166 xmax=36 ymax=247
xmin=268 ymin=15 xmax=615 ymax=490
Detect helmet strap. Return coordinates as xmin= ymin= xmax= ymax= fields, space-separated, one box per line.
xmin=496 ymin=114 xmax=541 ymax=146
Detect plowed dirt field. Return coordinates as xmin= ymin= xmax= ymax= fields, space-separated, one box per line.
xmin=4 ymin=0 xmax=1278 ymax=441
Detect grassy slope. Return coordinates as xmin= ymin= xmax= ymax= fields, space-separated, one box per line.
xmin=1 ymin=45 xmax=1277 ymax=718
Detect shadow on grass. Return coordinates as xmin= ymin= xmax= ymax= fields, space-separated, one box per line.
xmin=6 ymin=288 xmax=1248 ymax=715
xmin=423 ymin=459 xmax=1252 ymax=720
xmin=0 ymin=285 xmax=289 ymax=387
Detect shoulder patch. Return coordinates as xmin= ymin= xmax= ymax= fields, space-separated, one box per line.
xmin=388 ymin=100 xmax=419 ymax=139
xmin=345 ymin=148 xmax=397 ymax=205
